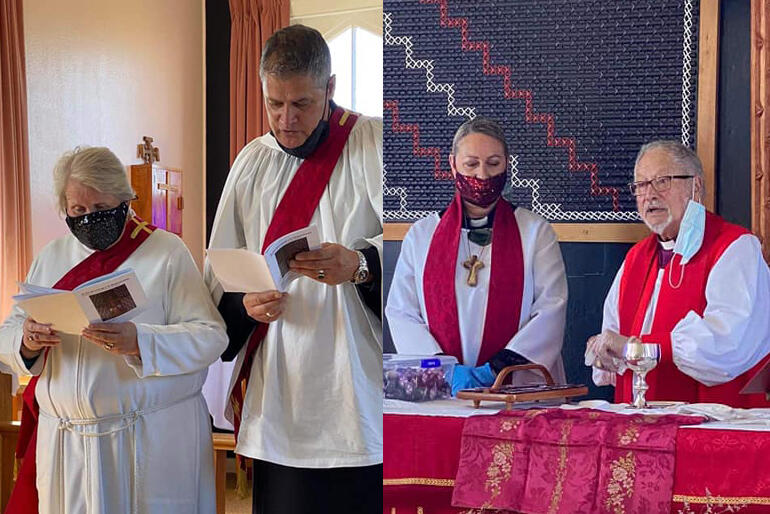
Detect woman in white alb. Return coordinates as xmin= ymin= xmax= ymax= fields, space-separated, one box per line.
xmin=0 ymin=147 xmax=227 ymax=514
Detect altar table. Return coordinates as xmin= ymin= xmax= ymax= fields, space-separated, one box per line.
xmin=383 ymin=400 xmax=770 ymax=513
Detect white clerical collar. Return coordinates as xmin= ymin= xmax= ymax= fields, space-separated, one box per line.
xmin=658 ymin=238 xmax=675 ymax=251
xmin=468 ymin=216 xmax=488 ymax=228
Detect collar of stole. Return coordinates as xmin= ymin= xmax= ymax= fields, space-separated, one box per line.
xmin=7 ymin=216 xmax=155 ymax=514
xmin=422 ymin=194 xmax=524 ymax=366
xmin=226 ymin=106 xmax=359 ymax=445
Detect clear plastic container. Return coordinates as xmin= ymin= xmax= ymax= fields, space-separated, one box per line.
xmin=383 ymin=353 xmax=458 ymax=402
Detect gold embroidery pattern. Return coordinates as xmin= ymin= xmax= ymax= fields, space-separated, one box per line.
xmin=500 ymin=419 xmax=521 ymax=432
xmin=547 ymin=420 xmax=574 ymax=514
xmin=617 ymin=425 xmax=640 ymax=446
xmin=588 ymin=411 xmax=601 ymax=420
xmin=482 ymin=441 xmax=515 ymax=507
xmin=129 ymin=218 xmax=152 ymax=238
xmin=604 ymin=451 xmax=636 ymax=514
xmin=674 ymin=489 xmax=750 ymax=512
xmin=382 ymin=477 xmax=455 ymax=487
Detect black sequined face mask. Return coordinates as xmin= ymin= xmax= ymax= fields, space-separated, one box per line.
xmin=65 ymin=202 xmax=129 ymax=251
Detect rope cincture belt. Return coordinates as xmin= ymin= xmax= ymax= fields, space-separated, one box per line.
xmin=39 ymin=391 xmax=201 ymax=514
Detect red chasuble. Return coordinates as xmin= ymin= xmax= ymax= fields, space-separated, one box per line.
xmin=422 ymin=194 xmax=524 ymax=365
xmin=227 ymin=106 xmax=359 ymax=444
xmin=6 ymin=216 xmax=156 ymax=514
xmin=616 ymin=211 xmax=770 ymax=407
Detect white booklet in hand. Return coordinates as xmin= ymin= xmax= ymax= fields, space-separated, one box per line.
xmin=13 ymin=269 xmax=148 ymax=334
xmin=207 ymin=225 xmax=321 ymax=293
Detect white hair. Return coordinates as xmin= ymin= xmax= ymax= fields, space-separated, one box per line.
xmin=634 ymin=140 xmax=706 ymax=197
xmin=53 ymin=146 xmax=135 ymax=215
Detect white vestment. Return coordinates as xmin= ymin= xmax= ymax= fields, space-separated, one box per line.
xmin=0 ymin=229 xmax=227 ymax=514
xmin=385 ymin=207 xmax=568 ymax=384
xmin=593 ymin=234 xmax=770 ymax=387
xmin=204 ymin=116 xmax=383 ymax=468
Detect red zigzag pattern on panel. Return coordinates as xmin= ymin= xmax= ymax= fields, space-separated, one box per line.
xmin=384 ymin=99 xmax=452 ymax=180
xmin=420 ymin=0 xmax=621 ymax=211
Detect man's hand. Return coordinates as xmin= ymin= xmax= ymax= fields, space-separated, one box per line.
xmin=82 ymin=322 xmax=140 ymax=356
xmin=21 ymin=317 xmax=61 ymax=359
xmin=585 ymin=330 xmax=630 ymax=372
xmin=289 ymin=243 xmax=359 ymax=285
xmin=243 ymin=290 xmax=288 ymax=323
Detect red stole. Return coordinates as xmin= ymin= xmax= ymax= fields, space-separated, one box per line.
xmin=616 ymin=212 xmax=770 ymax=407
xmin=5 ymin=216 xmax=156 ymax=514
xmin=422 ymin=194 xmax=524 ymax=365
xmin=228 ymin=106 xmax=359 ymax=444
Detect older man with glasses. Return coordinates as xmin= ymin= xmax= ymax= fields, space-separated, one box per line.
xmin=585 ymin=140 xmax=770 ymax=407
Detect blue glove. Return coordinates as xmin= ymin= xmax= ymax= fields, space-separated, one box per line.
xmin=451 ymin=363 xmax=497 ymax=396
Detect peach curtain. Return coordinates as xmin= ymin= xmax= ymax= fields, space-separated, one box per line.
xmin=0 ymin=0 xmax=32 ymax=320
xmin=229 ymin=0 xmax=290 ymax=164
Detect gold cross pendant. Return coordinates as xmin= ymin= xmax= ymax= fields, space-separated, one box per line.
xmin=462 ymin=255 xmax=485 ymax=287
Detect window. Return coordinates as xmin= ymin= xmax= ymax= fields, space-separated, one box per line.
xmin=328 ymin=27 xmax=383 ymax=118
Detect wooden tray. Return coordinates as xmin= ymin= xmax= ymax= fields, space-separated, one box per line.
xmin=455 ymin=364 xmax=588 ymax=410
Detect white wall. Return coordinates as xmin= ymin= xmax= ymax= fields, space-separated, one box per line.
xmin=291 ymin=0 xmax=382 ymax=38
xmin=24 ymin=0 xmax=206 ymax=268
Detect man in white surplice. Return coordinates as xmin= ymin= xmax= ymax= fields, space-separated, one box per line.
xmin=386 ymin=118 xmax=567 ymax=393
xmin=204 ymin=25 xmax=382 ymax=513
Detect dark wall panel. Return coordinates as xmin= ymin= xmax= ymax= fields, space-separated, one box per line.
xmin=205 ymin=0 xmax=231 ymax=244
xmin=716 ymin=0 xmax=751 ymax=229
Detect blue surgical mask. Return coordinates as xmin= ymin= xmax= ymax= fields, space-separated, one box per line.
xmin=668 ymin=180 xmax=705 ymax=288
xmin=672 ymin=199 xmax=705 ymax=265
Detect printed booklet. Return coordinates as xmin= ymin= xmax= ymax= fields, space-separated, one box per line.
xmin=14 ymin=269 xmax=148 ymax=334
xmin=207 ymin=225 xmax=321 ymax=293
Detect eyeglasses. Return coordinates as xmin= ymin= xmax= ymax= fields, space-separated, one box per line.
xmin=628 ymin=175 xmax=694 ymax=197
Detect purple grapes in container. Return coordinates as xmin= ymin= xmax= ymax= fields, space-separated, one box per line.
xmin=383 ymin=354 xmax=456 ymax=402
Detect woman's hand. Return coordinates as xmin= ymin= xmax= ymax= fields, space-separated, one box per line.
xmin=82 ymin=322 xmax=140 ymax=356
xmin=21 ymin=317 xmax=61 ymax=359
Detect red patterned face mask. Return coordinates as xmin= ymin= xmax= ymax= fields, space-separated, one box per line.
xmin=455 ymin=172 xmax=507 ymax=208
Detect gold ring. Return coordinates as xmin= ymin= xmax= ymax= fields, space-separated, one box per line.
xmin=265 ymin=312 xmax=273 ymax=318
xmin=103 ymin=342 xmax=115 ymax=351
xmin=594 ymin=359 xmax=604 ymax=370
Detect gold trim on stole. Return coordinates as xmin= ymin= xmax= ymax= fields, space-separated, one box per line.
xmin=383 ymin=477 xmax=455 ymax=487
xmin=672 ymin=494 xmax=770 ymax=505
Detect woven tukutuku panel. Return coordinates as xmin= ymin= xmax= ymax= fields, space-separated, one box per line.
xmin=383 ymin=0 xmax=700 ymax=222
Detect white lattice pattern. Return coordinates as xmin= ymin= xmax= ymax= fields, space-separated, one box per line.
xmin=384 ymin=6 xmax=692 ymax=223
xmin=680 ymin=0 xmax=696 ymax=146
xmin=384 ymin=13 xmax=476 ymax=119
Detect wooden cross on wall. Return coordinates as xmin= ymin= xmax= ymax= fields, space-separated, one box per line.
xmin=137 ymin=136 xmax=160 ymax=164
